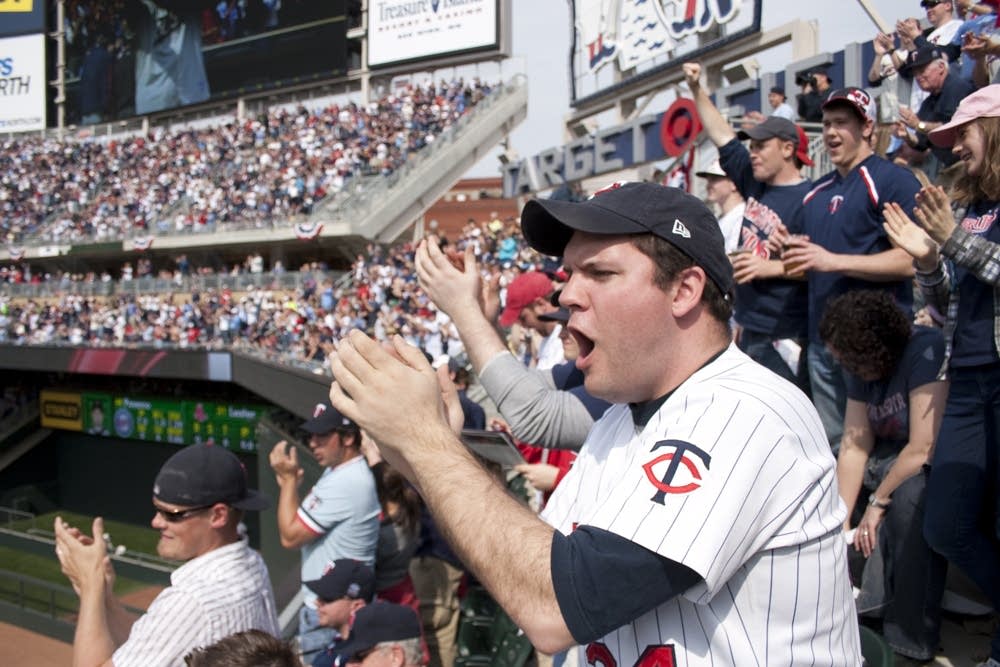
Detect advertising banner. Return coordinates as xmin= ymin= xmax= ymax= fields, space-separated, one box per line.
xmin=0 ymin=0 xmax=46 ymax=38
xmin=40 ymin=390 xmax=83 ymax=431
xmin=0 ymin=32 xmax=45 ymax=132
xmin=368 ymin=0 xmax=498 ymax=67
xmin=40 ymin=389 xmax=265 ymax=453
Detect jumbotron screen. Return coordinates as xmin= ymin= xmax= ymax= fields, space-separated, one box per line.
xmin=57 ymin=0 xmax=347 ymax=125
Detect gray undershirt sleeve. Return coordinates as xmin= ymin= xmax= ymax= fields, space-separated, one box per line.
xmin=477 ymin=352 xmax=594 ymax=450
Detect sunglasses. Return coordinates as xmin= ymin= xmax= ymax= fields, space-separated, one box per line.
xmin=920 ymin=0 xmax=941 ymax=7
xmin=153 ymin=503 xmax=216 ymax=522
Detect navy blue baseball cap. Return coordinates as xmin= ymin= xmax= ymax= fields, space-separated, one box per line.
xmin=305 ymin=560 xmax=375 ymax=603
xmin=301 ymin=398 xmax=356 ymax=434
xmin=153 ymin=444 xmax=270 ymax=511
xmin=520 ymin=182 xmax=734 ymax=298
xmin=333 ymin=602 xmax=423 ymax=660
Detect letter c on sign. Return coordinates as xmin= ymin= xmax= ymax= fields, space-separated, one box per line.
xmin=659 ymin=98 xmax=702 ymax=157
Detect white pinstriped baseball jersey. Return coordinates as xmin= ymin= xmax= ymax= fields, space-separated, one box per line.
xmin=542 ymin=344 xmax=861 ymax=666
xmin=112 ymin=538 xmax=279 ymax=666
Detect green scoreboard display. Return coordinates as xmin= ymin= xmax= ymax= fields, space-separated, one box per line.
xmin=45 ymin=390 xmax=266 ymax=453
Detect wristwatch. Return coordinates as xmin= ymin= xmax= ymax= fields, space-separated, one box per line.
xmin=868 ymin=493 xmax=891 ymax=509
xmin=917 ymin=121 xmax=928 ymax=133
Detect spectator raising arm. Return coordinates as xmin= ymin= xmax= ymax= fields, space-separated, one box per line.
xmin=682 ymin=62 xmax=737 ymax=146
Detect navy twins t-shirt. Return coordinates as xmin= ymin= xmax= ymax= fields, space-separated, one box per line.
xmin=719 ymin=139 xmax=810 ymax=339
xmin=802 ymin=155 xmax=920 ymax=342
xmin=951 ymin=199 xmax=1000 ymax=367
xmin=846 ymin=326 xmax=945 ymax=449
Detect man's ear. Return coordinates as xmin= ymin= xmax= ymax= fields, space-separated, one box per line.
xmin=208 ymin=503 xmax=230 ymax=528
xmin=671 ymin=267 xmax=708 ymax=319
xmin=389 ymin=643 xmax=406 ymax=667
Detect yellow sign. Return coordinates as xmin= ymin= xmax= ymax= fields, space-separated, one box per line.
xmin=0 ymin=1 xmax=34 ymax=13
xmin=41 ymin=391 xmax=83 ymax=431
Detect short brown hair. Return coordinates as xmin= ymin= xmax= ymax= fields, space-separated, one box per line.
xmin=630 ymin=234 xmax=733 ymax=325
xmin=184 ymin=630 xmax=298 ymax=667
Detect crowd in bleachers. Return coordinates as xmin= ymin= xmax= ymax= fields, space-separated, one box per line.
xmin=10 ymin=1 xmax=1000 ymax=664
xmin=0 ymin=216 xmax=543 ymax=367
xmin=0 ymin=78 xmax=495 ymax=247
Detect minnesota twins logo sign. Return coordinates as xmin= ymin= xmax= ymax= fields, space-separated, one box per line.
xmin=642 ymin=439 xmax=711 ymax=504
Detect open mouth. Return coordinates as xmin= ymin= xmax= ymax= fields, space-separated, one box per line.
xmin=569 ymin=328 xmax=594 ymax=365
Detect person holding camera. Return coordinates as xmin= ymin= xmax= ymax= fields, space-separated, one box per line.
xmin=796 ymin=69 xmax=832 ymax=122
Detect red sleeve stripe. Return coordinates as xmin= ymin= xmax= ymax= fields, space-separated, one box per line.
xmin=802 ymin=179 xmax=834 ymax=205
xmin=859 ymin=166 xmax=879 ymax=206
xmin=296 ymin=509 xmax=325 ymax=536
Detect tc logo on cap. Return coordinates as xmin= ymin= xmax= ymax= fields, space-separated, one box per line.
xmin=672 ymin=219 xmax=691 ymax=239
xmin=313 ymin=403 xmax=326 ymax=418
xmin=846 ymin=89 xmax=872 ymax=110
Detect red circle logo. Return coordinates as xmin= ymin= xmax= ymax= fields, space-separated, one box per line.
xmin=660 ymin=98 xmax=703 ymax=157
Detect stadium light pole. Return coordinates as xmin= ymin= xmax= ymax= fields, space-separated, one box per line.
xmin=52 ymin=0 xmax=67 ymax=135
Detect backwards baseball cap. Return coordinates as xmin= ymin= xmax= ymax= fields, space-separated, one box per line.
xmin=903 ymin=45 xmax=945 ymax=74
xmin=930 ymin=83 xmax=1000 ymax=147
xmin=498 ymin=271 xmax=554 ymax=327
xmin=305 ymin=559 xmax=375 ymax=603
xmin=334 ymin=602 xmax=423 ymax=660
xmin=301 ymin=398 xmax=355 ymax=434
xmin=695 ymin=159 xmax=728 ymax=178
xmin=822 ymin=87 xmax=877 ymax=124
xmin=521 ymin=182 xmax=734 ymax=297
xmin=153 ymin=444 xmax=270 ymax=511
xmin=737 ymin=116 xmax=814 ymax=166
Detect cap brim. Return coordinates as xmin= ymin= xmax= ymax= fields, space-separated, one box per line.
xmin=928 ymin=116 xmax=969 ymax=148
xmin=521 ymin=198 xmax=648 ymax=257
xmin=329 ymin=634 xmax=376 ymax=662
xmin=301 ymin=412 xmax=348 ymax=434
xmin=230 ymin=488 xmax=270 ymax=511
xmin=538 ymin=307 xmax=569 ymax=323
xmin=736 ymin=127 xmax=771 ymax=141
xmin=304 ymin=578 xmax=324 ymax=597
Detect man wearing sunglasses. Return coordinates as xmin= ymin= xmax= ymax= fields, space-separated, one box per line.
xmin=53 ymin=443 xmax=280 ymax=667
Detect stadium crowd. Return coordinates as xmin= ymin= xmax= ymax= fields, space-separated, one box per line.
xmin=8 ymin=1 xmax=1000 ymax=665
xmin=0 ymin=77 xmax=495 ymax=247
xmin=0 ymin=217 xmax=547 ymax=370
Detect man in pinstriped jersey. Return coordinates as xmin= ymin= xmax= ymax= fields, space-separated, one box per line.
xmin=326 ymin=183 xmax=861 ymax=665
xmin=54 ymin=443 xmax=279 ymax=667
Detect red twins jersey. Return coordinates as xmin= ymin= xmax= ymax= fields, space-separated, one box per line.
xmin=541 ymin=344 xmax=860 ymax=666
